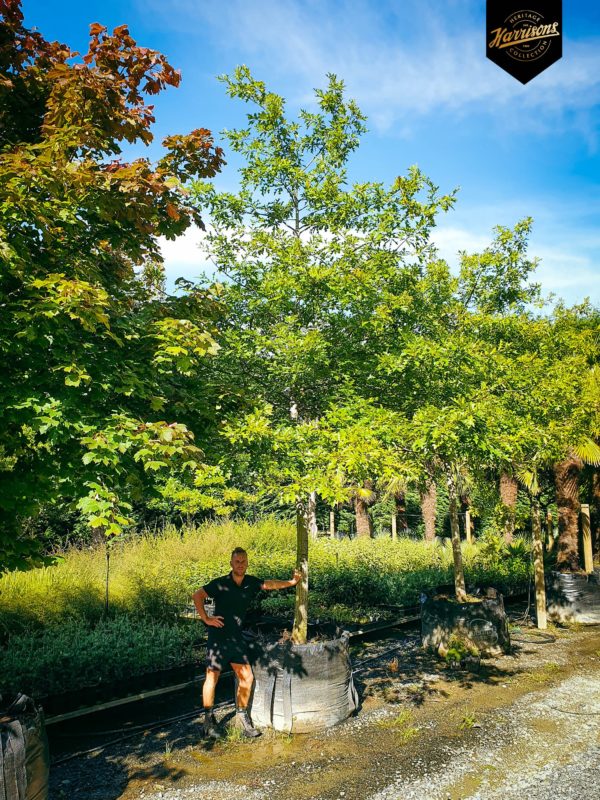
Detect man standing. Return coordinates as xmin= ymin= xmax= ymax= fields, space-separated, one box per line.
xmin=192 ymin=547 xmax=301 ymax=739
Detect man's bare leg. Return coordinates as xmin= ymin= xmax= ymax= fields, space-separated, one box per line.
xmin=203 ymin=667 xmax=220 ymax=708
xmin=231 ymin=662 xmax=260 ymax=737
xmin=202 ymin=667 xmax=222 ymax=738
xmin=231 ymin=663 xmax=254 ymax=709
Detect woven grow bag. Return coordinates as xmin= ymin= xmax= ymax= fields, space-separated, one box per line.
xmin=547 ymin=571 xmax=600 ymax=624
xmin=0 ymin=694 xmax=49 ymax=800
xmin=249 ymin=632 xmax=359 ymax=733
xmin=421 ymin=591 xmax=511 ymax=657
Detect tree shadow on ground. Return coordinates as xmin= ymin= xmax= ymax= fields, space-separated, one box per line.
xmin=353 ymin=629 xmax=549 ymax=706
xmin=48 ymin=686 xmax=227 ymax=800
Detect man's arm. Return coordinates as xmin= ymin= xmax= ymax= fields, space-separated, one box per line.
xmin=192 ymin=587 xmax=224 ymax=627
xmin=261 ymin=570 xmax=302 ymax=591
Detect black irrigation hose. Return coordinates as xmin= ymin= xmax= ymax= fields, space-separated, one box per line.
xmin=511 ymin=631 xmax=556 ymax=644
xmin=548 ymin=705 xmax=600 ymax=716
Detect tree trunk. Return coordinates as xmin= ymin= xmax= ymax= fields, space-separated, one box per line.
xmin=354 ymin=482 xmax=374 ymax=538
xmin=329 ymin=508 xmax=336 ymax=539
xmin=531 ymin=496 xmax=547 ymax=630
xmin=554 ymin=452 xmax=583 ymax=572
xmin=292 ymin=499 xmax=309 ymax=644
xmin=465 ymin=507 xmax=473 ymax=544
xmin=394 ymin=492 xmax=408 ymax=534
xmin=499 ymin=472 xmax=518 ymax=544
xmin=461 ymin=494 xmax=474 ymax=543
xmin=420 ymin=480 xmax=437 ymax=541
xmin=308 ymin=491 xmax=318 ymax=539
xmin=593 ymin=469 xmax=600 ymax=558
xmin=447 ymin=477 xmax=467 ymax=602
xmin=545 ymin=510 xmax=554 ymax=552
xmin=581 ymin=503 xmax=593 ymax=574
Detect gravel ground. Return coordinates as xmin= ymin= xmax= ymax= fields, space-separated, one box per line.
xmin=50 ymin=621 xmax=600 ymax=800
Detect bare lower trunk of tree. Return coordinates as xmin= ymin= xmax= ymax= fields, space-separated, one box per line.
xmin=308 ymin=491 xmax=318 ymax=539
xmin=499 ymin=472 xmax=518 ymax=544
xmin=554 ymin=452 xmax=583 ymax=572
xmin=420 ymin=480 xmax=437 ymax=542
xmin=394 ymin=492 xmax=408 ymax=534
xmin=447 ymin=478 xmax=467 ymax=602
xmin=292 ymin=499 xmax=309 ymax=644
xmin=354 ymin=481 xmax=375 ymax=538
xmin=593 ymin=470 xmax=600 ymax=558
xmin=531 ymin=496 xmax=547 ymax=629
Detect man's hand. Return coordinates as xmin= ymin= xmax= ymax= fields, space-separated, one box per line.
xmin=204 ymin=615 xmax=225 ymax=628
xmin=291 ymin=569 xmax=302 ymax=586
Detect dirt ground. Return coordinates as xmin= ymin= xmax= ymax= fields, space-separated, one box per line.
xmin=50 ymin=619 xmax=600 ymax=800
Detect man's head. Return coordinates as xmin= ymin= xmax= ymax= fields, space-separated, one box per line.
xmin=230 ymin=547 xmax=248 ymax=577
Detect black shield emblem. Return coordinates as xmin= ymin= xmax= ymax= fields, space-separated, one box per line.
xmin=486 ymin=1 xmax=562 ymax=84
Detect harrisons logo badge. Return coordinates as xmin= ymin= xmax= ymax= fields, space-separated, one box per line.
xmin=486 ymin=1 xmax=562 ymax=83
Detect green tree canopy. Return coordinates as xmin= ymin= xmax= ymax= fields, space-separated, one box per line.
xmin=0 ymin=0 xmax=224 ymax=570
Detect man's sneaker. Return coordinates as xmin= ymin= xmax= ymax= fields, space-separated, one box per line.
xmin=203 ymin=712 xmax=223 ymax=740
xmin=235 ymin=709 xmax=261 ymax=738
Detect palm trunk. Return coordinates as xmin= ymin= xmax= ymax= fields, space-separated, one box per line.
xmin=420 ymin=480 xmax=437 ymax=542
xmin=447 ymin=476 xmax=467 ymax=602
xmin=499 ymin=472 xmax=518 ymax=544
xmin=292 ymin=499 xmax=309 ymax=644
xmin=554 ymin=451 xmax=583 ymax=572
xmin=354 ymin=481 xmax=374 ymax=538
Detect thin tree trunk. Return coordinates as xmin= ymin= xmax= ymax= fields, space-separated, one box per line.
xmin=394 ymin=491 xmax=408 ymax=534
xmin=465 ymin=507 xmax=473 ymax=544
xmin=554 ymin=451 xmax=583 ymax=572
xmin=391 ymin=513 xmax=397 ymax=541
xmin=581 ymin=503 xmax=593 ymax=574
xmin=461 ymin=494 xmax=474 ymax=543
xmin=308 ymin=491 xmax=318 ymax=539
xmin=499 ymin=472 xmax=518 ymax=544
xmin=420 ymin=480 xmax=437 ymax=542
xmin=545 ymin=511 xmax=554 ymax=553
xmin=592 ymin=470 xmax=600 ymax=558
xmin=531 ymin=496 xmax=547 ymax=629
xmin=447 ymin=476 xmax=467 ymax=602
xmin=354 ymin=481 xmax=375 ymax=538
xmin=292 ymin=499 xmax=309 ymax=644
xmin=329 ymin=508 xmax=336 ymax=539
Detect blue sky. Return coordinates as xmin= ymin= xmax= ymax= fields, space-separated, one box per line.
xmin=23 ymin=0 xmax=600 ymax=305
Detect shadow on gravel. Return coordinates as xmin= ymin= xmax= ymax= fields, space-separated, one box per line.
xmin=353 ymin=632 xmax=545 ymax=702
xmin=50 ymin=711 xmax=228 ymax=800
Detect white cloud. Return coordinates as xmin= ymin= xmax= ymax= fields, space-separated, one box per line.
xmin=432 ymin=215 xmax=600 ymax=307
xmin=158 ymin=226 xmax=213 ymax=289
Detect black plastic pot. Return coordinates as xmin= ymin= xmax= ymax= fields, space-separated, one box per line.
xmin=546 ymin=571 xmax=600 ymax=624
xmin=0 ymin=694 xmax=49 ymax=800
xmin=249 ymin=631 xmax=359 ymax=733
xmin=420 ymin=591 xmax=511 ymax=657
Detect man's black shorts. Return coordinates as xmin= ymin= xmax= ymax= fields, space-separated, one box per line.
xmin=206 ymin=635 xmax=250 ymax=670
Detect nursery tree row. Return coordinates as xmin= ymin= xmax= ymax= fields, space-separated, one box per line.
xmin=1 ymin=1 xmax=599 ymax=597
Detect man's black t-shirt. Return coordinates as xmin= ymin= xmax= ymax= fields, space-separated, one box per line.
xmin=202 ymin=572 xmax=263 ymax=640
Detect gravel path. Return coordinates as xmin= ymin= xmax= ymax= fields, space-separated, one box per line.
xmin=50 ymin=623 xmax=600 ymax=800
